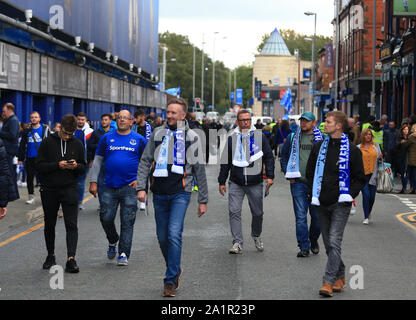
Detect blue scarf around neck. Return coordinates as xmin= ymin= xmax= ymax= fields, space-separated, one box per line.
xmin=153 ymin=128 xmax=185 ymax=177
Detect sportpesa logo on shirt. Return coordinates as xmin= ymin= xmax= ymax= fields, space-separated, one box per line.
xmin=109 ymin=145 xmax=136 ymax=152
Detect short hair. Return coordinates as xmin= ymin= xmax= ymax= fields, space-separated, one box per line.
xmin=237 ymin=110 xmax=251 ymax=120
xmin=77 ymin=112 xmax=87 ymax=118
xmin=167 ymin=98 xmax=188 ymax=114
xmin=61 ymin=114 xmax=77 ymax=132
xmin=30 ymin=111 xmax=40 ymax=117
xmin=101 ymin=113 xmax=112 ymax=120
xmin=3 ymin=103 xmax=15 ymax=112
xmin=326 ymin=111 xmax=348 ymax=130
xmin=134 ymin=110 xmax=145 ymax=118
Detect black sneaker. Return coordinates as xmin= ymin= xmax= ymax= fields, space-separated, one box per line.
xmin=42 ymin=254 xmax=56 ymax=270
xmin=297 ymin=250 xmax=310 ymax=258
xmin=311 ymin=242 xmax=320 ymax=255
xmin=65 ymin=258 xmax=80 ymax=273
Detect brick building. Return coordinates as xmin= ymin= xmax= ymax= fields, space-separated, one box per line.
xmin=332 ymin=0 xmax=383 ymax=121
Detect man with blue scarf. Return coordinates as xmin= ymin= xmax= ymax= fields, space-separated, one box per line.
xmin=306 ymin=111 xmax=365 ymax=297
xmin=281 ymin=111 xmax=322 ymax=258
xmin=137 ymin=98 xmax=208 ymax=298
xmin=218 ymin=110 xmax=275 ymax=255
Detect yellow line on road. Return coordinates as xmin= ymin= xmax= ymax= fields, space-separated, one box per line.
xmin=396 ymin=212 xmax=416 ymax=232
xmin=0 ymin=195 xmax=95 ymax=249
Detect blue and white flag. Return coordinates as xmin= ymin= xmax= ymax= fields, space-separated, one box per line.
xmin=280 ymin=89 xmax=293 ymax=116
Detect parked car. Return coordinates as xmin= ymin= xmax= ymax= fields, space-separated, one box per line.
xmin=206 ymin=111 xmax=219 ymax=122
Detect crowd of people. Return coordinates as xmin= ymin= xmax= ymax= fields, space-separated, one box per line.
xmin=0 ymin=99 xmax=410 ymax=298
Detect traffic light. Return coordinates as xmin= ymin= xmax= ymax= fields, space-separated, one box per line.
xmin=195 ymin=98 xmax=200 ymax=110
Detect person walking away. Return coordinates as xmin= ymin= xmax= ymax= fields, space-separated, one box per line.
xmin=0 ymin=137 xmax=19 ymax=219
xmin=90 ymin=110 xmax=147 ymax=267
xmin=275 ymin=120 xmax=291 ymax=160
xmin=74 ymin=112 xmax=93 ymax=210
xmin=131 ymin=110 xmax=153 ymax=210
xmin=218 ymin=110 xmax=274 ymax=255
xmin=306 ymin=111 xmax=365 ymax=297
xmin=357 ymin=129 xmax=382 ymax=225
xmin=87 ymin=114 xmax=114 ymax=213
xmin=35 ymin=114 xmax=87 ymax=273
xmin=383 ymin=121 xmax=398 ymax=174
xmin=396 ymin=124 xmax=410 ymax=193
xmin=281 ymin=111 xmax=322 ymax=257
xmin=18 ymin=111 xmax=50 ymax=205
xmin=403 ymin=124 xmax=416 ymax=194
xmin=0 ymin=103 xmax=20 ymax=189
xmin=137 ymin=98 xmax=208 ymax=298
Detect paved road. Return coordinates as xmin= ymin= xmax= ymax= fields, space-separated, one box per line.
xmin=1 ymin=163 xmax=416 ymax=300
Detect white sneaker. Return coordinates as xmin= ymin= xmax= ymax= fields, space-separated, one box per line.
xmin=26 ymin=195 xmax=35 ymax=205
xmin=21 ymin=182 xmax=27 ymax=187
xmin=253 ymin=237 xmax=264 ymax=252
xmin=78 ymin=204 xmax=85 ymax=211
xmin=362 ymin=218 xmax=369 ymax=225
xmin=139 ymin=201 xmax=146 ymax=210
xmin=17 ymin=180 xmax=22 ymax=187
xmin=229 ymin=242 xmax=242 ymax=254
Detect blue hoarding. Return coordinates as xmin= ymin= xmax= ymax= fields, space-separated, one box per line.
xmin=4 ymin=0 xmax=159 ymax=76
xmin=236 ymin=89 xmax=243 ymax=105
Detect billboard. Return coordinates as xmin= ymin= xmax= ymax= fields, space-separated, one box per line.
xmin=4 ymin=0 xmax=159 ymax=76
xmin=393 ymin=0 xmax=416 ymax=16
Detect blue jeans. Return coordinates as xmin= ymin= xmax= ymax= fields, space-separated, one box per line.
xmin=361 ymin=174 xmax=376 ymax=219
xmin=77 ymin=166 xmax=89 ymax=204
xmin=290 ymin=181 xmax=321 ymax=251
xmin=153 ymin=192 xmax=191 ymax=285
xmin=100 ymin=185 xmax=138 ymax=258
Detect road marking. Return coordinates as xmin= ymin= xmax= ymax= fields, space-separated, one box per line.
xmin=396 ymin=212 xmax=416 ymax=232
xmin=0 ymin=195 xmax=95 ymax=249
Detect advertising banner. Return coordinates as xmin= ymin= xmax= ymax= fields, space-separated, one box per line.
xmin=393 ymin=0 xmax=416 ymax=16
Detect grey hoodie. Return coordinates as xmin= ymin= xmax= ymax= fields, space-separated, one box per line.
xmin=136 ymin=121 xmax=208 ymax=204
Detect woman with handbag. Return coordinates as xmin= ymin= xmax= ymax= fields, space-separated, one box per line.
xmin=403 ymin=124 xmax=416 ymax=194
xmin=357 ymin=128 xmax=382 ymax=225
xmin=396 ymin=124 xmax=410 ymax=194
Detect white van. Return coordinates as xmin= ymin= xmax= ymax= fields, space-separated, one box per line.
xmin=252 ymin=116 xmax=273 ymax=125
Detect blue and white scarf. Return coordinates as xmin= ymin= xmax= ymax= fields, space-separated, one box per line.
xmin=311 ymin=133 xmax=353 ymax=206
xmin=145 ymin=121 xmax=152 ymax=141
xmin=232 ymin=128 xmax=263 ymax=168
xmin=153 ymin=128 xmax=186 ymax=177
xmin=285 ymin=127 xmax=323 ymax=179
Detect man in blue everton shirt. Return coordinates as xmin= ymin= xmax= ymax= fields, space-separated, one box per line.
xmin=89 ymin=110 xmax=147 ymax=266
xmin=18 ymin=111 xmax=50 ymax=205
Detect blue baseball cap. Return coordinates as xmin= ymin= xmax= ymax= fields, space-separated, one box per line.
xmin=300 ymin=111 xmax=316 ymax=122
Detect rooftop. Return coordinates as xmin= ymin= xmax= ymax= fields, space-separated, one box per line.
xmin=260 ymin=28 xmax=292 ymax=56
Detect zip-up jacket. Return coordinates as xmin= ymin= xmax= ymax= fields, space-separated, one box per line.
xmin=136 ymin=121 xmax=208 ymax=204
xmin=306 ymin=138 xmax=366 ymax=206
xmin=218 ymin=127 xmax=275 ymax=186
xmin=0 ymin=114 xmax=20 ymax=156
xmin=0 ymin=138 xmax=19 ymax=207
xmin=18 ymin=124 xmax=51 ymax=162
xmin=35 ymin=132 xmax=87 ymax=189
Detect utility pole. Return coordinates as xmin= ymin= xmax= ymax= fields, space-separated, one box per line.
xmin=371 ymin=0 xmax=376 ymax=116
xmin=201 ymin=33 xmax=205 ymax=107
xmin=334 ymin=1 xmax=339 ymax=111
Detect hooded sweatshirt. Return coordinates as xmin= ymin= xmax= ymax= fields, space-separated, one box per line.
xmin=35 ymin=132 xmax=87 ymax=189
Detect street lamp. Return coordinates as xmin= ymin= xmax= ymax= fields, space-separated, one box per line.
xmin=182 ymin=41 xmax=196 ymax=104
xmin=304 ymin=11 xmax=317 ymax=114
xmin=212 ymin=32 xmax=219 ymax=110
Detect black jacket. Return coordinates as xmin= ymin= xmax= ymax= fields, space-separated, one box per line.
xmin=18 ymin=124 xmax=51 ymax=162
xmin=0 ymin=138 xmax=19 ymax=207
xmin=35 ymin=133 xmax=87 ymax=189
xmin=87 ymin=128 xmax=110 ymax=163
xmin=0 ymin=114 xmax=20 ymax=156
xmin=306 ymin=138 xmax=366 ymax=206
xmin=218 ymin=130 xmax=275 ymax=186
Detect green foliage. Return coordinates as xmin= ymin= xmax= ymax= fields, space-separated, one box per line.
xmin=257 ymin=29 xmax=332 ymax=62
xmin=159 ymin=32 xmax=253 ymax=113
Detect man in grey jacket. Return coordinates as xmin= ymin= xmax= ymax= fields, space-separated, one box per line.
xmin=137 ymin=98 xmax=208 ymax=298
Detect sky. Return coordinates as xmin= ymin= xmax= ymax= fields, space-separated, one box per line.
xmin=159 ymin=0 xmax=335 ymax=69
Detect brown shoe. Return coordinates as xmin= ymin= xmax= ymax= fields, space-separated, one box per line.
xmin=175 ymin=269 xmax=183 ymax=290
xmin=333 ymin=278 xmax=345 ymax=292
xmin=319 ymin=282 xmax=333 ymax=297
xmin=163 ymin=283 xmax=176 ymax=297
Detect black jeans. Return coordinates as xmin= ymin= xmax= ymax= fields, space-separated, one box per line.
xmin=25 ymin=158 xmax=37 ymax=195
xmin=40 ymin=186 xmax=78 ymax=258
